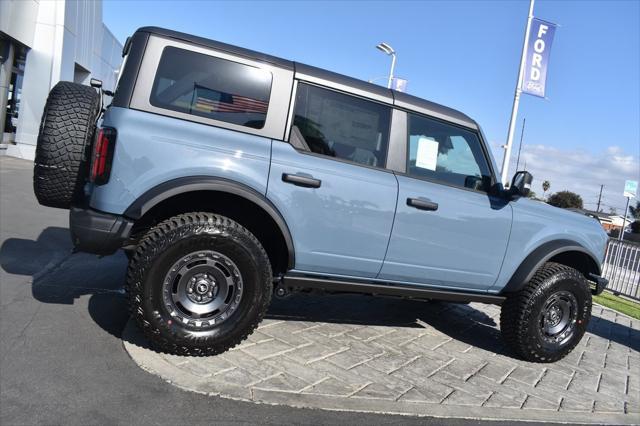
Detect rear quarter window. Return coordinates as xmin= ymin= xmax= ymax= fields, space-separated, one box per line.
xmin=149 ymin=46 xmax=272 ymax=129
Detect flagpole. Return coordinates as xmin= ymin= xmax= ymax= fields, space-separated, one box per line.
xmin=515 ymin=117 xmax=526 ymax=171
xmin=501 ymin=0 xmax=535 ymax=185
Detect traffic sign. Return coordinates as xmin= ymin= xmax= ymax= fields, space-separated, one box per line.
xmin=623 ymin=180 xmax=638 ymax=198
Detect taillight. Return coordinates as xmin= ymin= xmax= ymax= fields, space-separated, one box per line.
xmin=90 ymin=127 xmax=116 ymax=185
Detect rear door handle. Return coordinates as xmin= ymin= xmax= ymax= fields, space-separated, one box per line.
xmin=407 ymin=197 xmax=438 ymax=211
xmin=282 ymin=173 xmax=321 ymax=188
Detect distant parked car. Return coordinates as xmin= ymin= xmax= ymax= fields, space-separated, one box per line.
xmin=32 ymin=27 xmax=608 ymax=362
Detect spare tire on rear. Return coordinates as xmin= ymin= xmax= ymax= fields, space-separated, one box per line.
xmin=33 ymin=81 xmax=101 ymax=209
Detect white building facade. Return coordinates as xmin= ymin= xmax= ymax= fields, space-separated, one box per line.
xmin=0 ymin=0 xmax=122 ymax=160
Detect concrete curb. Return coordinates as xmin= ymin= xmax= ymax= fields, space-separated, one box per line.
xmin=593 ymin=301 xmax=639 ymax=321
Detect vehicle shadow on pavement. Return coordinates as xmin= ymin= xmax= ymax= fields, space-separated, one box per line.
xmin=1 ymin=227 xmax=637 ymax=355
xmin=0 ymin=226 xmax=131 ymax=339
xmin=269 ymin=294 xmax=640 ymax=354
xmin=0 ymin=227 xmax=71 ymax=276
xmin=267 ymin=294 xmax=512 ymax=357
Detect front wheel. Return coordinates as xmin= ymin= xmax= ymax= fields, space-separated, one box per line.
xmin=500 ymin=262 xmax=591 ymax=363
xmin=126 ymin=212 xmax=272 ymax=356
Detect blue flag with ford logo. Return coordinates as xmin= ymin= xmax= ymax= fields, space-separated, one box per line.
xmin=522 ymin=18 xmax=557 ymax=98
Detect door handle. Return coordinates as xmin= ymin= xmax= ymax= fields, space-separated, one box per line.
xmin=407 ymin=197 xmax=438 ymax=211
xmin=282 ymin=173 xmax=322 ymax=188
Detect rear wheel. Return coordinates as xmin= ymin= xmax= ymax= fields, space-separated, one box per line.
xmin=126 ymin=212 xmax=272 ymax=356
xmin=500 ymin=262 xmax=591 ymax=363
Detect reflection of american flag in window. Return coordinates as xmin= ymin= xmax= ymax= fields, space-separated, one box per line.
xmin=195 ymin=93 xmax=268 ymax=114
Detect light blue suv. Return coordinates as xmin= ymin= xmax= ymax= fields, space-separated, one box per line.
xmin=33 ymin=27 xmax=608 ymax=362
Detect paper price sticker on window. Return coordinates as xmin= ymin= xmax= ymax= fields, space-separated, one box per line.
xmin=416 ymin=137 xmax=439 ymax=171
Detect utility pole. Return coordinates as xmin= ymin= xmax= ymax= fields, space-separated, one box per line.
xmin=515 ymin=118 xmax=526 ymax=171
xmin=596 ymin=185 xmax=604 ymax=212
xmin=500 ymin=0 xmax=535 ymax=184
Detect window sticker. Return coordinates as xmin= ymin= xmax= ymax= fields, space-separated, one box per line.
xmin=415 ymin=137 xmax=439 ymax=171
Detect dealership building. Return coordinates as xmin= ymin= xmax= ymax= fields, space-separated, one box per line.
xmin=0 ymin=0 xmax=122 ymax=160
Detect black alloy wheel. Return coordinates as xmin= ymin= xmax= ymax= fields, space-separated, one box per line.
xmin=162 ymin=250 xmax=243 ymax=329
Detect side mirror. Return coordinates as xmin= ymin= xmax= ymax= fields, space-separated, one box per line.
xmin=510 ymin=171 xmax=533 ymax=198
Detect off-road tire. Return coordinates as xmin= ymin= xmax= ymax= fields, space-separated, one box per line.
xmin=33 ymin=81 xmax=101 ymax=209
xmin=126 ymin=212 xmax=273 ymax=356
xmin=500 ymin=262 xmax=591 ymax=363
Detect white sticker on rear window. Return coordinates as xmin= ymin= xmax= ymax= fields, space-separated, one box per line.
xmin=415 ymin=137 xmax=439 ymax=171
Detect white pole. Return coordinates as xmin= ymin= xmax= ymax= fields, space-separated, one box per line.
xmin=620 ymin=197 xmax=630 ymax=242
xmin=500 ymin=0 xmax=535 ymax=185
xmin=387 ymin=53 xmax=397 ymax=89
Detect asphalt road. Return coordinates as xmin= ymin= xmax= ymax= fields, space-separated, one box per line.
xmin=1 ymin=156 xmax=551 ymax=425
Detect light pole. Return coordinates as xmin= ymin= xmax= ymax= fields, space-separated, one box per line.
xmin=376 ymin=42 xmax=396 ymax=89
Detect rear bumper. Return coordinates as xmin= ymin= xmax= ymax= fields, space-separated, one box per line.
xmin=589 ymin=273 xmax=609 ymax=295
xmin=69 ymin=207 xmax=133 ymax=255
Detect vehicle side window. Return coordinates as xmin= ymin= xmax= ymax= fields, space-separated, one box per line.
xmin=150 ymin=46 xmax=272 ymax=129
xmin=407 ymin=113 xmax=492 ymax=192
xmin=290 ymin=83 xmax=391 ymax=168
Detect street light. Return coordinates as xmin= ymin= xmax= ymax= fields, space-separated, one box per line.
xmin=376 ymin=42 xmax=396 ymax=89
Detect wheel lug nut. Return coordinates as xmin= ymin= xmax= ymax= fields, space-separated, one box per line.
xmin=197 ymin=295 xmax=202 ymax=301
xmin=187 ymin=287 xmax=193 ymax=294
xmin=207 ymin=292 xmax=213 ymax=298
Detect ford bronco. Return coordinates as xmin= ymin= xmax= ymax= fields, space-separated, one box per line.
xmin=33 ymin=27 xmax=608 ymax=362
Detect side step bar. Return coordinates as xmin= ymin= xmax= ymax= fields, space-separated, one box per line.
xmin=282 ymin=275 xmax=505 ymax=305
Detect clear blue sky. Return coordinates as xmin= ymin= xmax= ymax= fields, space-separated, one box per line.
xmin=104 ymin=0 xmax=640 ymax=213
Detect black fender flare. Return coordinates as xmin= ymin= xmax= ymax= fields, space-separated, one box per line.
xmin=502 ymin=239 xmax=601 ymax=293
xmin=124 ymin=176 xmax=295 ymax=269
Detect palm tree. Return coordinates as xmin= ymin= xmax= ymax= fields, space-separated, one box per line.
xmin=542 ymin=180 xmax=550 ymax=200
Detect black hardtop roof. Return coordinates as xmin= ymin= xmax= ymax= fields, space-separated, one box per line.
xmin=135 ymin=26 xmax=478 ymax=129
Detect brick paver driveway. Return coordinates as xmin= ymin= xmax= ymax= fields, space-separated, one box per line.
xmin=125 ymin=294 xmax=639 ymax=424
